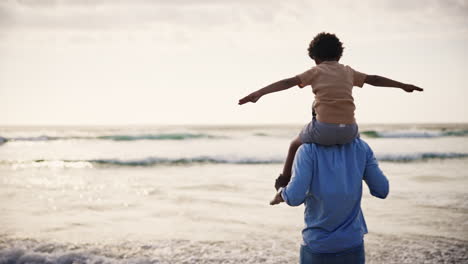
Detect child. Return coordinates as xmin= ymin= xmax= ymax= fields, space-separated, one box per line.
xmin=238 ymin=32 xmax=423 ymax=190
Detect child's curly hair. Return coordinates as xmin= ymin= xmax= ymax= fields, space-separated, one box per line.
xmin=308 ymin=32 xmax=344 ymax=61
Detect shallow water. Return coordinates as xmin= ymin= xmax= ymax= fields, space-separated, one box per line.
xmin=1 ymin=124 xmax=467 ymax=263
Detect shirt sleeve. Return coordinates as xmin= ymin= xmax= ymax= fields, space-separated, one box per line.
xmin=363 ymin=145 xmax=389 ymax=199
xmin=296 ymin=68 xmax=317 ymax=88
xmin=281 ymin=145 xmax=314 ymax=206
xmin=348 ymin=66 xmax=367 ymax=88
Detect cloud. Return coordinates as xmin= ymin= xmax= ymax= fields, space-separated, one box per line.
xmin=0 ymin=0 xmax=287 ymax=31
xmin=381 ymin=0 xmax=468 ymax=14
xmin=0 ymin=0 xmax=466 ymax=44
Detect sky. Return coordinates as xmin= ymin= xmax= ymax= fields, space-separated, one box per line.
xmin=1 ymin=0 xmax=467 ymax=125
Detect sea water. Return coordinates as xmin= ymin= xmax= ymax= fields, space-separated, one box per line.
xmin=0 ymin=124 xmax=467 ymax=263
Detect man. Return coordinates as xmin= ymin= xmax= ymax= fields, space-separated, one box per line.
xmin=270 ymin=138 xmax=389 ymax=264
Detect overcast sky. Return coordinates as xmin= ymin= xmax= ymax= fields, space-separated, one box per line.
xmin=1 ymin=0 xmax=467 ymax=125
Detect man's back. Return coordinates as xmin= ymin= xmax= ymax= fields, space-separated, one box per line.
xmin=281 ymin=138 xmax=389 ymax=254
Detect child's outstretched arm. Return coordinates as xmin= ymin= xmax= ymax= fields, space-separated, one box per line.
xmin=238 ymin=76 xmax=301 ymax=105
xmin=364 ymin=75 xmax=424 ymax=93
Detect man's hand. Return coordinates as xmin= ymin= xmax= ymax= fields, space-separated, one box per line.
xmin=238 ymin=91 xmax=262 ymax=105
xmin=270 ymin=192 xmax=284 ymax=205
xmin=401 ymin=84 xmax=424 ymax=93
xmin=274 ymin=174 xmax=290 ymax=190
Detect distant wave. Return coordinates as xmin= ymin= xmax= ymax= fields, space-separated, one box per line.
xmin=360 ymin=129 xmax=468 ymax=138
xmin=91 ymin=156 xmax=285 ymax=166
xmin=0 ymin=133 xmax=217 ymax=143
xmin=0 ymin=135 xmax=60 ymax=143
xmin=96 ymin=133 xmax=216 ymax=141
xmin=375 ymin=152 xmax=468 ymax=162
xmin=2 ymin=129 xmax=467 ymax=144
xmin=3 ymin=152 xmax=468 ymax=168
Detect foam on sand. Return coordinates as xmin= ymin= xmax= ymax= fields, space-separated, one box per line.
xmin=0 ymin=234 xmax=466 ymax=264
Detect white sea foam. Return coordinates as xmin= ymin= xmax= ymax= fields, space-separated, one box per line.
xmin=0 ymin=234 xmax=466 ymax=264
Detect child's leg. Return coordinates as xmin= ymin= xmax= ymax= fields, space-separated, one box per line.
xmin=275 ymin=121 xmax=310 ymax=190
xmin=282 ymin=135 xmax=303 ymax=180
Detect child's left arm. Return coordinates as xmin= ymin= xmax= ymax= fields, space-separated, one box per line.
xmin=238 ymin=76 xmax=301 ymax=105
xmin=364 ymin=75 xmax=424 ymax=93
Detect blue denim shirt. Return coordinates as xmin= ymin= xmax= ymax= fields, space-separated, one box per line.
xmin=281 ymin=138 xmax=389 ymax=253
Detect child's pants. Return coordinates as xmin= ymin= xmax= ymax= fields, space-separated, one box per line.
xmin=299 ymin=117 xmax=359 ymax=146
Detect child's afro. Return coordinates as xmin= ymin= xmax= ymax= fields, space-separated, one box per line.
xmin=308 ymin=32 xmax=344 ymax=61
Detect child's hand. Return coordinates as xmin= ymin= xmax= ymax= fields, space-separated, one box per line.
xmin=238 ymin=91 xmax=262 ymax=105
xmin=401 ymin=84 xmax=424 ymax=93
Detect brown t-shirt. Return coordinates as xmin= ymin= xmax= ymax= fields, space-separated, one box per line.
xmin=297 ymin=61 xmax=367 ymax=124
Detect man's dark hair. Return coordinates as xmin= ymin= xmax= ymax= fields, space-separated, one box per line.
xmin=308 ymin=32 xmax=344 ymax=61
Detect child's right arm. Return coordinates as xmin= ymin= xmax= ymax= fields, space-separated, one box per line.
xmin=364 ymin=75 xmax=424 ymax=92
xmin=238 ymin=76 xmax=301 ymax=105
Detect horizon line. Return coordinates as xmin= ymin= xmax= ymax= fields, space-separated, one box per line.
xmin=1 ymin=122 xmax=468 ymax=128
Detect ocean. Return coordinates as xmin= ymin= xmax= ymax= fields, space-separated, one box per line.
xmin=0 ymin=124 xmax=467 ymax=263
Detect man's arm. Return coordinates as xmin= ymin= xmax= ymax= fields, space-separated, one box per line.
xmin=364 ymin=75 xmax=424 ymax=93
xmin=363 ymin=145 xmax=389 ymax=199
xmin=270 ymin=144 xmax=313 ymax=206
xmin=238 ymin=76 xmax=301 ymax=105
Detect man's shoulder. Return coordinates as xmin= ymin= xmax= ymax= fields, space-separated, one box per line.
xmin=297 ymin=143 xmax=316 ymax=158
xmin=302 ymin=138 xmax=371 ymax=153
xmin=352 ymin=137 xmax=370 ymax=149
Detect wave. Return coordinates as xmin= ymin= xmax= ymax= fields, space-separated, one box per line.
xmin=360 ymin=129 xmax=468 ymax=138
xmin=0 ymin=234 xmax=465 ymax=264
xmin=3 ymin=152 xmax=468 ymax=169
xmin=0 ymin=237 xmax=296 ymax=264
xmin=375 ymin=152 xmax=468 ymax=162
xmin=2 ymin=129 xmax=466 ymax=144
xmin=91 ymin=156 xmax=283 ymax=166
xmin=0 ymin=133 xmax=217 ymax=143
xmin=96 ymin=133 xmax=216 ymax=141
xmin=0 ymin=248 xmax=131 ymax=264
xmin=0 ymin=157 xmax=283 ymax=169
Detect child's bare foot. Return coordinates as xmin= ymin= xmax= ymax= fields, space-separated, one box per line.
xmin=269 ymin=191 xmax=284 ymax=205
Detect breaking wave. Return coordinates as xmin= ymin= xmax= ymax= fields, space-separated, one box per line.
xmin=360 ymin=129 xmax=468 ymax=138
xmin=1 ymin=157 xmax=282 ymax=169
xmin=2 ymin=129 xmax=467 ymax=144
xmin=0 ymin=248 xmax=142 ymax=264
xmin=0 ymin=237 xmax=295 ymax=264
xmin=375 ymin=152 xmax=468 ymax=162
xmin=3 ymin=152 xmax=468 ymax=169
xmin=90 ymin=157 xmax=282 ymax=166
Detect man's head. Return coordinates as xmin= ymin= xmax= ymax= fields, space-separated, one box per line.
xmin=308 ymin=32 xmax=344 ymax=64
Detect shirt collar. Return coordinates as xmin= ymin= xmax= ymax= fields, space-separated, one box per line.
xmin=321 ymin=60 xmax=339 ymax=65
